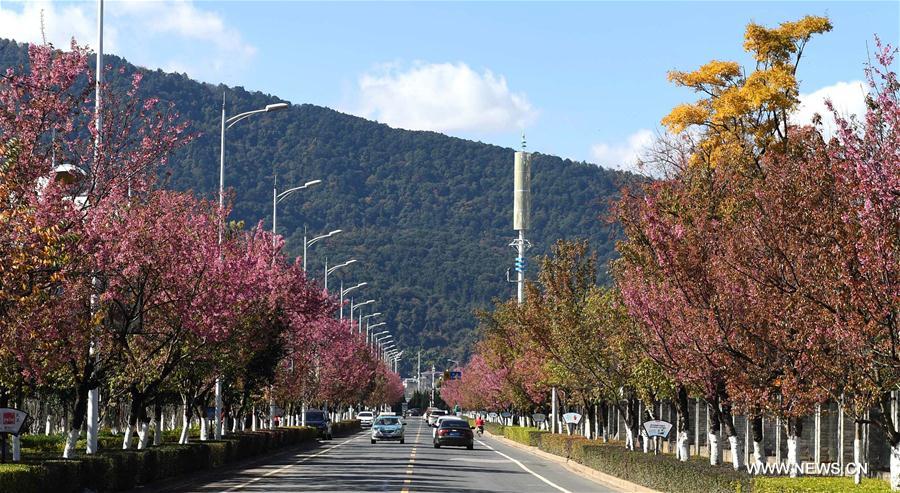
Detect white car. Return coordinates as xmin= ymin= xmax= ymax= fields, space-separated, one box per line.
xmin=431 ymin=415 xmax=458 ymax=438
xmin=358 ymin=411 xmax=375 ymax=428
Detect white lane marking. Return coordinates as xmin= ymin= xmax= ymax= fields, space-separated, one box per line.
xmin=224 ymin=435 xmax=360 ymax=491
xmin=476 ymin=439 xmax=572 ymax=493
xmin=448 ymin=458 xmax=507 ymax=463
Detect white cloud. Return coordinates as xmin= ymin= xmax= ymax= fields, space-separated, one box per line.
xmin=354 ymin=61 xmax=537 ymax=133
xmin=590 ymin=129 xmax=654 ymax=175
xmin=793 ymin=80 xmax=868 ymax=137
xmin=0 ymin=0 xmax=255 ymax=83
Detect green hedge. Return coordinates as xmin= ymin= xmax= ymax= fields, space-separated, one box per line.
xmin=0 ymin=424 xmax=342 ymax=493
xmin=503 ymin=426 xmax=548 ymax=447
xmin=484 ymin=422 xmax=505 ymax=436
xmin=332 ymin=420 xmax=361 ymax=436
xmin=538 ymin=433 xmax=589 ymax=459
xmin=573 ymin=442 xmax=752 ymax=493
xmin=753 ymin=477 xmax=890 ymax=493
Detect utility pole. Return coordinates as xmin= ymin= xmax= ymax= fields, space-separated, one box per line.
xmin=417 ymin=351 xmax=421 ymax=393
xmin=431 ymin=364 xmax=436 ymax=407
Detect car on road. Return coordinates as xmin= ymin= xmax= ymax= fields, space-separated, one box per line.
xmin=358 ymin=411 xmax=375 ymax=428
xmin=405 ymin=408 xmax=421 ymax=417
xmin=430 ymin=415 xmax=459 ymax=438
xmin=426 ymin=409 xmax=447 ymax=425
xmin=371 ymin=415 xmax=406 ymax=444
xmin=433 ymin=419 xmax=474 ymax=450
xmin=304 ymin=409 xmax=332 ymax=440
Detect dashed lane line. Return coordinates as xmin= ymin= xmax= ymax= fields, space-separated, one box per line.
xmin=476 ymin=438 xmax=573 ymax=493
xmin=223 ymin=435 xmax=361 ymax=492
xmin=400 ymin=423 xmax=422 ymax=493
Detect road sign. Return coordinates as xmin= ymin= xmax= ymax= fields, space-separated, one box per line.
xmin=500 ymin=411 xmax=512 ymax=419
xmin=449 ymin=371 xmax=462 ymax=380
xmin=562 ymin=412 xmax=582 ymax=425
xmin=642 ymin=420 xmax=673 ymax=438
xmin=0 ymin=408 xmax=28 ymax=435
xmin=531 ymin=413 xmax=546 ymax=424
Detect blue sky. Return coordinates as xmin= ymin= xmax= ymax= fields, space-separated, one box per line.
xmin=2 ymin=1 xmax=897 ymax=173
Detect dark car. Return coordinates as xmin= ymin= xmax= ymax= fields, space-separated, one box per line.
xmin=406 ymin=408 xmax=421 ymax=417
xmin=433 ymin=419 xmax=474 ymax=450
xmin=304 ymin=410 xmax=333 ymax=440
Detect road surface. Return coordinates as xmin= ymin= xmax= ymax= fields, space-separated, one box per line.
xmin=164 ymin=418 xmax=623 ymax=492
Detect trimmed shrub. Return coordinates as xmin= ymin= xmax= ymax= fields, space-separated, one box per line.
xmin=573 ymin=442 xmax=751 ymax=493
xmin=538 ymin=433 xmax=589 ymax=459
xmin=753 ymin=476 xmax=890 ymax=493
xmin=503 ymin=426 xmax=548 ymax=447
xmin=484 ymin=422 xmax=505 ymax=436
xmin=0 ymin=464 xmax=48 ymax=493
xmin=332 ymin=420 xmax=361 ymax=436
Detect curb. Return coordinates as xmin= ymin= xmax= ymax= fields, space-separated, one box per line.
xmin=483 ymin=430 xmax=662 ymax=493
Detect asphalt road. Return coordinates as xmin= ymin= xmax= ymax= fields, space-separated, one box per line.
xmin=166 ymin=419 xmax=623 ymax=492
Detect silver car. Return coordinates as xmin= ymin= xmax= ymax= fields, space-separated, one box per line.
xmin=371 ymin=415 xmax=406 ymax=444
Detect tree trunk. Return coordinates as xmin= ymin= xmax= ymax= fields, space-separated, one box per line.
xmin=719 ymin=399 xmax=743 ymax=471
xmin=674 ymin=385 xmax=690 ymax=462
xmin=63 ymin=380 xmax=90 ymax=458
xmin=153 ymin=401 xmax=163 ymax=446
xmin=750 ymin=415 xmax=764 ymax=466
xmin=708 ymin=399 xmax=721 ymax=466
xmin=854 ymin=420 xmax=862 ymax=485
xmin=179 ymin=395 xmax=191 ymax=444
xmin=786 ymin=416 xmax=803 ymax=478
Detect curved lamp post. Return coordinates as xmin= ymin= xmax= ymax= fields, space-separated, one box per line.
xmin=324 ymin=259 xmax=356 ymax=292
xmin=273 ymin=179 xmax=321 ymax=246
xmin=303 ymin=229 xmax=341 ymax=272
xmin=339 ymin=282 xmax=367 ymax=320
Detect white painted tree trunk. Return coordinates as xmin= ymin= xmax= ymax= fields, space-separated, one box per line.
xmin=45 ymin=415 xmax=52 ymax=435
xmin=787 ymin=435 xmax=800 ymax=478
xmin=752 ymin=440 xmax=764 ymax=466
xmin=625 ymin=427 xmax=634 ymax=450
xmin=890 ymin=442 xmax=900 ymax=491
xmin=12 ymin=435 xmax=21 ymax=461
xmin=252 ymin=410 xmax=258 ymax=431
xmin=138 ymin=422 xmax=150 ymax=449
xmin=728 ymin=435 xmax=743 ymax=470
xmin=709 ymin=433 xmax=721 ymax=466
xmin=179 ymin=412 xmax=190 ymax=444
xmin=62 ymin=428 xmax=79 ymax=458
xmin=677 ymin=431 xmax=689 ymax=462
xmin=642 ymin=430 xmax=650 ymax=453
xmin=232 ymin=417 xmax=238 ymax=433
xmin=200 ymin=417 xmax=208 ymax=440
xmin=854 ymin=436 xmax=862 ymax=485
xmin=122 ymin=423 xmax=133 ymax=449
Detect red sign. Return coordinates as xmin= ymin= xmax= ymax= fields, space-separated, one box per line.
xmin=0 ymin=408 xmax=28 ymax=435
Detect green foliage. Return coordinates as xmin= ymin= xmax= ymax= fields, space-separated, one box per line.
xmin=0 ymin=39 xmax=635 ymax=372
xmin=502 ymin=426 xmax=547 ymax=446
xmin=753 ymin=477 xmax=890 ymax=493
xmin=573 ymin=442 xmax=752 ymax=493
xmin=537 ymin=433 xmax=589 ymax=459
xmin=332 ymin=420 xmax=361 ymax=435
xmin=484 ymin=422 xmax=506 ymax=436
xmin=0 ymin=425 xmax=338 ymax=492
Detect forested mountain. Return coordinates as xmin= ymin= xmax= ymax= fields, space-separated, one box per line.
xmin=1 ymin=39 xmax=635 ymax=373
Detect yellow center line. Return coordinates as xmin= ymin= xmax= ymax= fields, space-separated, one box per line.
xmin=400 ymin=423 xmax=422 ymax=493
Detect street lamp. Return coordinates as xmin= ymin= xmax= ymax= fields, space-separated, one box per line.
xmin=273 ymin=179 xmax=321 ymax=246
xmin=350 ymin=299 xmax=374 ymax=323
xmin=339 ymin=282 xmax=366 ymax=320
xmin=324 ymin=259 xmax=357 ymax=292
xmin=218 ymin=95 xmax=288 ymax=440
xmin=361 ymin=313 xmax=380 ymax=336
xmin=220 ymin=98 xmax=288 ymax=239
xmin=447 ymin=359 xmax=460 ymax=369
xmin=303 ymin=229 xmax=341 ymax=272
xmin=366 ymin=322 xmax=386 ymax=343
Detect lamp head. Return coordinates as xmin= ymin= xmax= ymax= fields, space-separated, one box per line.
xmin=265 ymin=103 xmax=289 ymax=112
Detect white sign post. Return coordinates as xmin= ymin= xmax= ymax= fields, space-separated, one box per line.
xmin=642 ymin=420 xmax=673 ymax=438
xmin=0 ymin=408 xmax=29 ymax=463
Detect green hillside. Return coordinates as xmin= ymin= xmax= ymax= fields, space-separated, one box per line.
xmin=1 ymin=39 xmax=633 ymax=373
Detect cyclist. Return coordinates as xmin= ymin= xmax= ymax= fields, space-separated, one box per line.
xmin=474 ymin=414 xmax=485 ymax=437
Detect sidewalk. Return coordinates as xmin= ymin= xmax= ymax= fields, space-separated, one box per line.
xmin=482 ymin=430 xmax=662 ymax=493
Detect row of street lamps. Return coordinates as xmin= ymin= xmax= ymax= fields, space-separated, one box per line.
xmin=217 ymin=92 xmax=402 ymax=430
